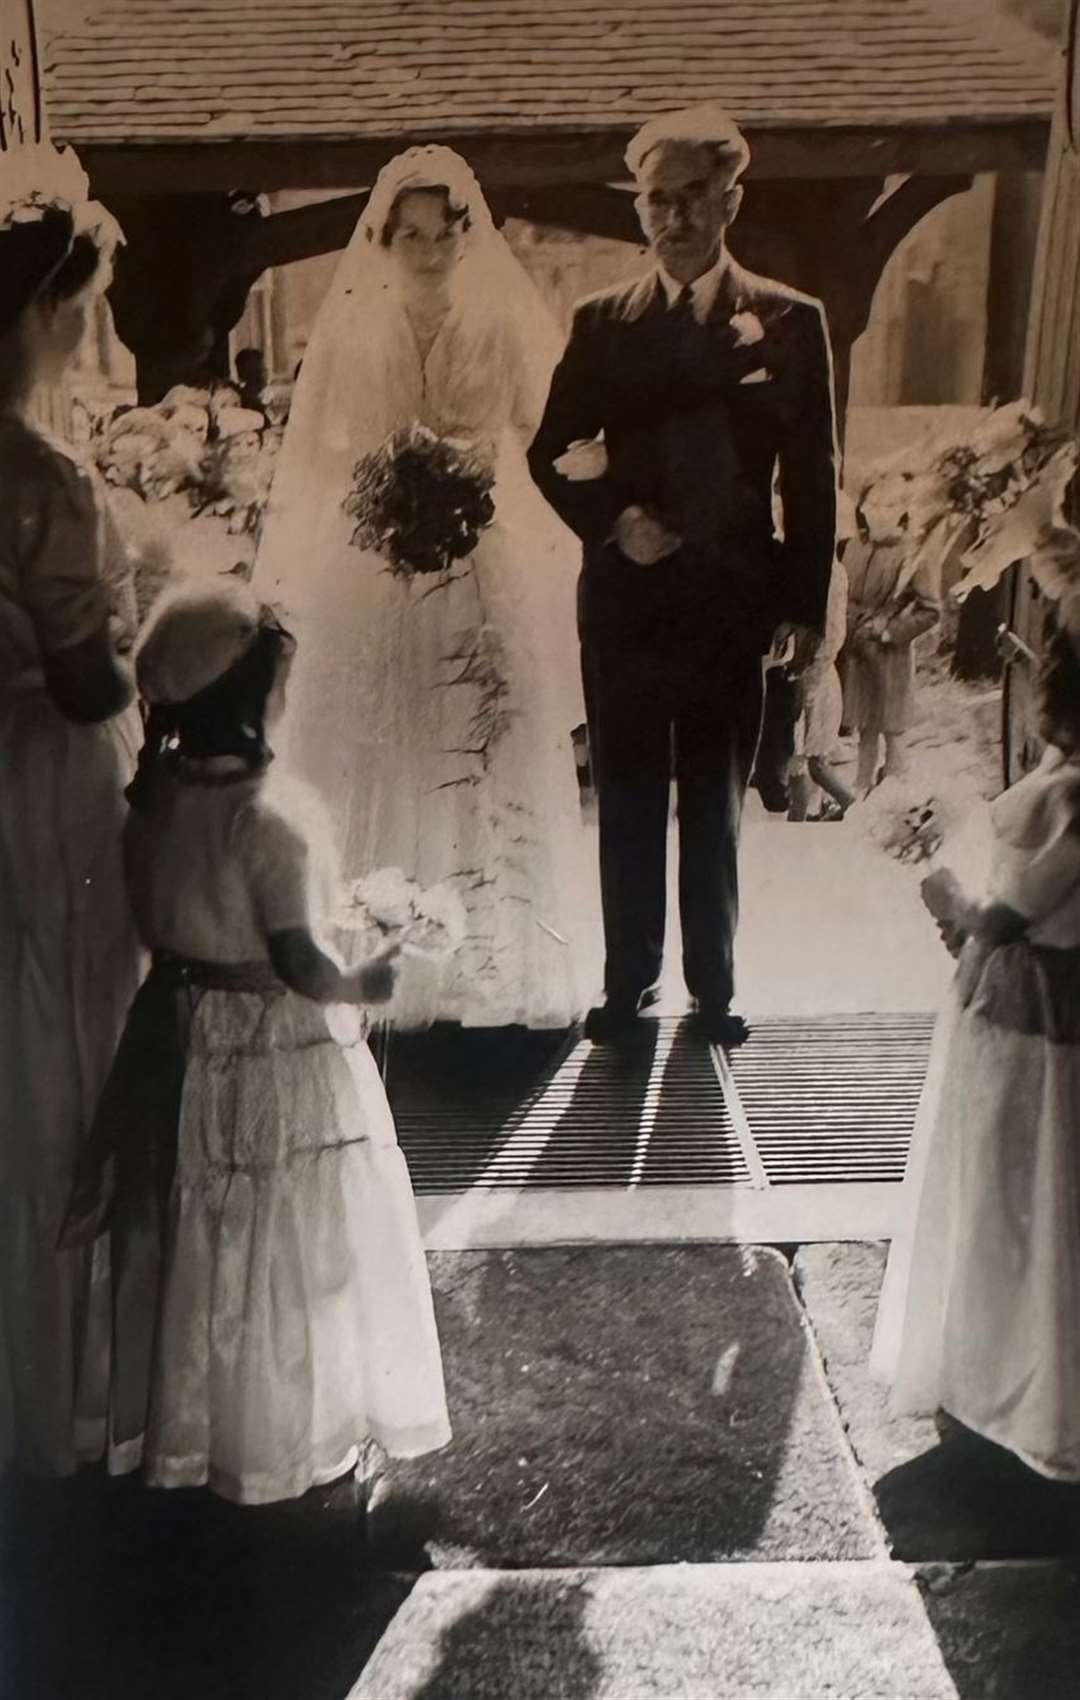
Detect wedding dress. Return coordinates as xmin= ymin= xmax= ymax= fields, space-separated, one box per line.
xmin=252 ymin=149 xmax=591 ymax=1029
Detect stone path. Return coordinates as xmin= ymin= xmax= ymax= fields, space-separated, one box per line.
xmin=349 ymin=1245 xmax=1079 ymax=1700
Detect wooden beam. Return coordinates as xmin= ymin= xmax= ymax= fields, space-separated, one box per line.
xmin=236 ymin=181 xmax=642 ymax=273
xmin=1 ymin=0 xmax=45 ymax=148
xmin=138 ymin=174 xmax=976 ymax=297
xmin=983 ymin=171 xmax=1043 ymax=403
xmin=1024 ymin=25 xmax=1080 ymax=429
xmin=841 ymin=173 xmax=975 ymax=342
xmin=77 ymin=120 xmax=1050 ymax=198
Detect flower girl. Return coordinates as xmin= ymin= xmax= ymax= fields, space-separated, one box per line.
xmin=62 ymin=580 xmax=450 ymax=1504
xmin=871 ymin=607 xmax=1080 ymax=1480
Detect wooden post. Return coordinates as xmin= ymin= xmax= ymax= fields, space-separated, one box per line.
xmin=2 ymin=0 xmax=77 ymax=436
xmin=1001 ymin=0 xmax=1080 ymax=781
xmin=0 ymin=0 xmax=45 ymax=149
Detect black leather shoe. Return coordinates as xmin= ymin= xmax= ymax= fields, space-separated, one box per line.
xmin=584 ymin=986 xmax=660 ymax=1043
xmin=690 ymin=1003 xmax=750 ymax=1048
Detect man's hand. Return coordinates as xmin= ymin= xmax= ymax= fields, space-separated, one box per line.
xmin=612 ymin=505 xmax=683 ymax=566
xmin=775 ymin=622 xmax=821 ymax=676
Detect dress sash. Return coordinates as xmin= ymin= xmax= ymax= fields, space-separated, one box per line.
xmin=955 ymin=934 xmax=1080 ymax=1044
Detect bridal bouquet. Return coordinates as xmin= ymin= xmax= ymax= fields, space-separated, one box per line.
xmin=335 ymin=867 xmax=467 ymax=961
xmin=344 ymin=423 xmax=496 ymax=578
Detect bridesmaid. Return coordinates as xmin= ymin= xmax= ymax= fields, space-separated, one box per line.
xmin=0 ymin=153 xmax=142 ymax=1476
xmin=871 ymin=606 xmax=1080 ymax=1480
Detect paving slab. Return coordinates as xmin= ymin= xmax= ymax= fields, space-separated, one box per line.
xmin=368 ymin=1246 xmax=878 ymax=1568
xmin=793 ymin=1241 xmax=938 ymax=1482
xmin=350 ymin=1562 xmax=957 ymax=1700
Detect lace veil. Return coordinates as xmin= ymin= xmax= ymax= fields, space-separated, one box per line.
xmin=252 ymin=145 xmax=564 ymax=603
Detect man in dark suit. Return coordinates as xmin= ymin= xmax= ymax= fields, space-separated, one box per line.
xmin=528 ymin=106 xmax=838 ymax=1045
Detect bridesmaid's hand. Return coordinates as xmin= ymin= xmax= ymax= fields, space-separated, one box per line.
xmin=935 ymin=917 xmax=968 ymax=959
xmin=356 ymin=942 xmax=401 ymax=1005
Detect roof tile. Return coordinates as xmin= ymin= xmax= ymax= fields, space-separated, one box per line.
xmin=40 ymin=0 xmax=1055 ymax=143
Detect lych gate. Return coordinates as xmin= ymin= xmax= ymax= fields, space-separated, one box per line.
xmin=38 ymin=0 xmax=1054 ymax=440
xmin=6 ymin=0 xmax=1064 ymax=1244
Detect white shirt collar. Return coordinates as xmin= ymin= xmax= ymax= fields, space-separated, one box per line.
xmin=657 ymin=251 xmax=731 ymax=319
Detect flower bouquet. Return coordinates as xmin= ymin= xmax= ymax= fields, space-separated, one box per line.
xmin=335 ymin=866 xmax=467 ymax=962
xmin=344 ymin=423 xmax=496 ymax=578
xmin=96 ymin=406 xmax=204 ymax=502
xmin=194 ymin=417 xmax=280 ymax=535
xmin=852 ymin=401 xmax=1080 ymax=609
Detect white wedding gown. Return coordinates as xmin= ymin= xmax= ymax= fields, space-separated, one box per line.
xmin=256 ymin=298 xmax=591 ymax=1030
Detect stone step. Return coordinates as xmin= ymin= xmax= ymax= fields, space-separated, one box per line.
xmin=350 ymin=1560 xmax=959 ymax=1700
xmin=367 ymin=1246 xmax=879 ymax=1571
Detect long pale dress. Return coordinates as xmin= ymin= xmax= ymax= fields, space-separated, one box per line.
xmin=871 ymin=747 xmax=1080 ymax=1480
xmin=0 ymin=417 xmax=142 ymax=1476
xmin=106 ymin=766 xmax=451 ymax=1504
xmin=256 ymin=299 xmax=590 ymax=1030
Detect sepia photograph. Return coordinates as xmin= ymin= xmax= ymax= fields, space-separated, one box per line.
xmin=1 ymin=0 xmax=1079 ymax=1694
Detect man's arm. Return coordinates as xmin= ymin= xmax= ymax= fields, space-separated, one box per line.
xmin=527 ymin=301 xmax=625 ymax=552
xmin=774 ymin=299 xmax=839 ymax=635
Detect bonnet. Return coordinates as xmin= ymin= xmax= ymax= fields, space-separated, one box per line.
xmin=135 ymin=580 xmax=264 ymax=706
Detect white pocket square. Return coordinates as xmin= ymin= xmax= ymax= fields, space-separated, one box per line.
xmin=740 ymin=367 xmax=772 ymax=385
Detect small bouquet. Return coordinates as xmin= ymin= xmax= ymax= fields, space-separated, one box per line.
xmin=336 ymin=867 xmax=467 ymax=961
xmin=344 ymin=423 xmax=495 ymax=578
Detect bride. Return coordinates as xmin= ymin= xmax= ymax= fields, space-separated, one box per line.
xmin=252 ymin=147 xmax=591 ymax=1030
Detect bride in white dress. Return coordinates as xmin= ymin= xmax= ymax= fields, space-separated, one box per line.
xmin=252 ymin=147 xmax=592 ymax=1031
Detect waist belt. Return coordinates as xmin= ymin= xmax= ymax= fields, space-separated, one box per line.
xmin=150 ymin=951 xmax=284 ymax=995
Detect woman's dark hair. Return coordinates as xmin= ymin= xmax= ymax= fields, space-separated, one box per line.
xmin=0 ymin=205 xmax=101 ymax=337
xmin=379 ymin=185 xmax=471 ymax=247
xmin=127 ymin=617 xmax=293 ymax=811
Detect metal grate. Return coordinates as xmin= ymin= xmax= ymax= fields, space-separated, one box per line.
xmin=390 ymin=1019 xmax=747 ymax=1193
xmin=388 ymin=1013 xmax=933 ymax=1195
xmin=726 ymin=1013 xmax=934 ymax=1185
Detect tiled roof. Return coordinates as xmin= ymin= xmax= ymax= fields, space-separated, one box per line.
xmin=40 ymin=0 xmax=1055 ymax=146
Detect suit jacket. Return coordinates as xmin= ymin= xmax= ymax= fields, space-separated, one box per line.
xmin=528 ymin=256 xmax=838 ymax=652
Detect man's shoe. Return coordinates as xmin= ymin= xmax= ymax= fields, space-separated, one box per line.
xmin=584 ymin=986 xmax=660 ymax=1044
xmin=691 ymin=1002 xmax=750 ymax=1049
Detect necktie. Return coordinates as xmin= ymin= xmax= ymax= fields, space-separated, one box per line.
xmin=672 ymin=282 xmax=696 ymax=323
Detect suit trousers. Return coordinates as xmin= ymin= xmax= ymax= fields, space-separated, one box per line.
xmin=582 ymin=608 xmax=766 ymax=1011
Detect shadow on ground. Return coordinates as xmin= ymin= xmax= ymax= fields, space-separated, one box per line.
xmin=367 ymin=1244 xmax=875 ymax=1570
xmin=876 ymin=1425 xmax=1080 ymax=1563
xmin=389 ymin=1575 xmax=602 ymax=1700
xmin=0 ymin=1468 xmax=413 ymax=1700
xmin=917 ymin=1560 xmax=1080 ymax=1700
xmin=386 ymin=1025 xmax=571 ymax=1204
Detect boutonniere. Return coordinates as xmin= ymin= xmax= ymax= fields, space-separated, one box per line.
xmin=730 ymin=310 xmax=765 ymax=348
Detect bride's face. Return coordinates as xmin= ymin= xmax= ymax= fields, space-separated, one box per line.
xmin=388 ymin=191 xmax=467 ymax=286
